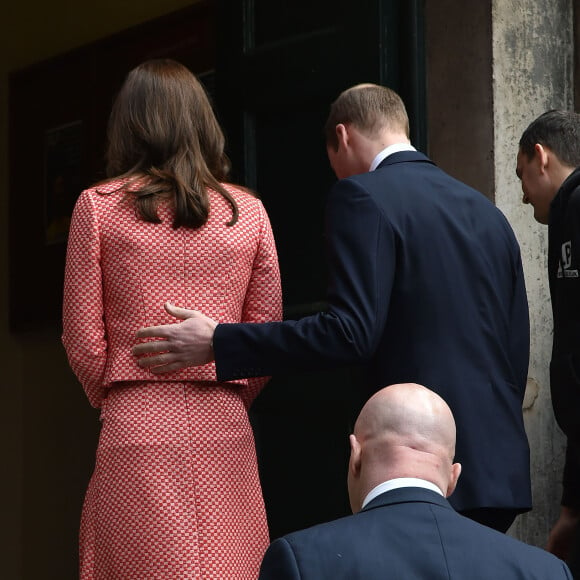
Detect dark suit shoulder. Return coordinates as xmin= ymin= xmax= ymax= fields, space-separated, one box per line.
xmin=261 ymin=498 xmax=571 ymax=580
xmin=435 ymin=507 xmax=572 ymax=579
xmin=338 ymin=155 xmax=496 ymax=215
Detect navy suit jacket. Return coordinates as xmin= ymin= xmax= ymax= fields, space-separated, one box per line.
xmin=214 ymin=151 xmax=531 ymax=512
xmin=257 ymin=488 xmax=571 ymax=580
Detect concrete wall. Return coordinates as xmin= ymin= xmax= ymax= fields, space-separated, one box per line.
xmin=493 ymin=0 xmax=573 ymax=544
xmin=426 ymin=0 xmax=574 ymax=546
xmin=425 ymin=0 xmax=495 ymax=200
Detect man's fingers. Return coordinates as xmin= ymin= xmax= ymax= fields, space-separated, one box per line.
xmin=136 ymin=352 xmax=175 ymax=369
xmin=133 ymin=340 xmax=170 ymax=356
xmin=135 ymin=306 xmax=205 ymax=341
xmin=135 ymin=323 xmax=175 ymax=340
xmin=132 ymin=305 xmax=215 ymax=373
xmin=135 ymin=351 xmax=189 ymax=373
xmin=164 ymin=302 xmax=203 ymax=320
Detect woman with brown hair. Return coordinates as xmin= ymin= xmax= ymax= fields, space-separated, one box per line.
xmin=62 ymin=59 xmax=282 ymax=579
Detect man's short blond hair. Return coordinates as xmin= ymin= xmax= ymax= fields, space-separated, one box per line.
xmin=324 ymin=83 xmax=410 ymax=150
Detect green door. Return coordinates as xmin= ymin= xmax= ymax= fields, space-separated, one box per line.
xmin=214 ymin=0 xmax=426 ymax=539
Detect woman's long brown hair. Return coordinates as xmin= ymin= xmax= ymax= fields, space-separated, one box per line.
xmin=103 ymin=58 xmax=238 ymax=228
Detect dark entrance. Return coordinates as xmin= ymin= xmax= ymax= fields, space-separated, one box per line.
xmin=214 ymin=0 xmax=426 ymax=539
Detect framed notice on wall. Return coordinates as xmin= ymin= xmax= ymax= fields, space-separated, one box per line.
xmin=8 ymin=1 xmax=215 ymax=332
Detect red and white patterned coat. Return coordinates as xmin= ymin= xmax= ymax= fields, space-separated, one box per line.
xmin=62 ymin=179 xmax=283 ymax=579
xmin=62 ymin=179 xmax=282 ymax=408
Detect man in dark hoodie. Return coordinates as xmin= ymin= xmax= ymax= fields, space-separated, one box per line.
xmin=517 ymin=109 xmax=580 ymax=576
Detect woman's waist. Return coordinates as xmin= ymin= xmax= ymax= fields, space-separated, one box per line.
xmin=103 ymin=351 xmax=249 ymax=388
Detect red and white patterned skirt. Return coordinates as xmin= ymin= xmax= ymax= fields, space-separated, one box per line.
xmin=79 ymin=381 xmax=269 ymax=579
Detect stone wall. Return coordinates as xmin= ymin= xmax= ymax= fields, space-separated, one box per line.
xmin=492 ymin=0 xmax=573 ymax=545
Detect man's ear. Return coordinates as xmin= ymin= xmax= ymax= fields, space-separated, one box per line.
xmin=349 ymin=433 xmax=362 ymax=477
xmin=445 ymin=462 xmax=462 ymax=498
xmin=347 ymin=434 xmax=363 ymax=513
xmin=336 ymin=123 xmax=349 ymax=150
xmin=534 ymin=143 xmax=549 ymax=173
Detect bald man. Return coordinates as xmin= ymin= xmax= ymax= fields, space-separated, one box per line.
xmin=257 ymin=383 xmax=572 ymax=580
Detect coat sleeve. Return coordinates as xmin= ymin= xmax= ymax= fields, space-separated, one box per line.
xmin=509 ymin=245 xmax=530 ymax=391
xmin=214 ymin=178 xmax=396 ymax=380
xmin=238 ymin=201 xmax=283 ymax=406
xmin=61 ymin=191 xmax=108 ymax=408
xmin=258 ymin=538 xmax=302 ymax=580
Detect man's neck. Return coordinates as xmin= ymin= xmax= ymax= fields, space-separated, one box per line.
xmin=369 ymin=142 xmax=416 ymax=172
xmin=361 ymin=477 xmax=444 ymax=509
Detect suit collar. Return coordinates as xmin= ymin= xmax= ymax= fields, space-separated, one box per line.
xmin=361 ymin=486 xmax=452 ymax=513
xmin=369 ymin=143 xmax=417 ymax=171
xmin=362 ymin=478 xmax=444 ymax=509
xmin=376 ymin=150 xmax=435 ymax=170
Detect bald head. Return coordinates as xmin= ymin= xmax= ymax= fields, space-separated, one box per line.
xmin=356 ymin=382 xmax=456 ymax=455
xmin=347 ymin=383 xmax=461 ymax=513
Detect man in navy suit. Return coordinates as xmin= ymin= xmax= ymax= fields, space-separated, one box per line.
xmin=133 ymin=84 xmax=531 ymax=532
xmin=257 ymin=383 xmax=571 ymax=580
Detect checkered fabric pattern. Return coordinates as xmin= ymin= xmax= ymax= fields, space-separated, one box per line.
xmin=62 ymin=180 xmax=282 ymax=579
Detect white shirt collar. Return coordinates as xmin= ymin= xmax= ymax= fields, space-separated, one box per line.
xmin=369 ymin=143 xmax=416 ymax=172
xmin=361 ymin=477 xmax=445 ymax=509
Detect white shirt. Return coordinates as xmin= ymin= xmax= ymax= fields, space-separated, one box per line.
xmin=369 ymin=143 xmax=417 ymax=172
xmin=361 ymin=477 xmax=444 ymax=509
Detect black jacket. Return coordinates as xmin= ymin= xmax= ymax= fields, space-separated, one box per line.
xmin=548 ymin=167 xmax=580 ymax=507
